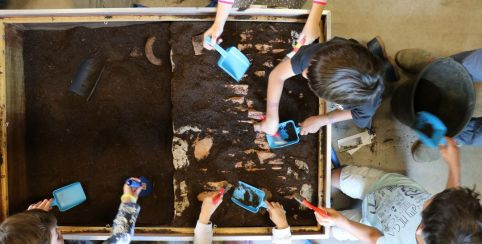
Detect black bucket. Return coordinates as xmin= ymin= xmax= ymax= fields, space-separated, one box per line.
xmin=391 ymin=58 xmax=475 ymax=136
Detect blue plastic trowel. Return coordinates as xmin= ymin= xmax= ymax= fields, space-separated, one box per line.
xmin=231 ymin=181 xmax=268 ymax=213
xmin=266 ymin=120 xmax=302 ymax=149
xmin=125 ymin=176 xmax=153 ymax=197
xmin=51 ymin=182 xmax=87 ymax=212
xmin=205 ymin=36 xmax=250 ymax=82
xmin=414 ymin=111 xmax=447 ymax=148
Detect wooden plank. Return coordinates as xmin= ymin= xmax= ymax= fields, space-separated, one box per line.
xmin=0 ymin=22 xmax=7 ymax=221
xmin=1 ymin=15 xmax=308 ymax=25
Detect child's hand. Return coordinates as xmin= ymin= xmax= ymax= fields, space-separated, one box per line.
xmin=199 ymin=192 xmax=223 ymax=224
xmin=123 ymin=177 xmax=143 ymax=200
xmin=265 ymin=201 xmax=289 ymax=229
xmin=203 ymin=23 xmax=224 ymax=50
xmin=28 ymin=198 xmax=53 ymax=212
xmin=314 ymin=208 xmax=345 ymax=227
xmin=300 ymin=115 xmax=328 ymax=135
xmin=439 ymin=137 xmax=460 ymax=167
xmin=254 ymin=117 xmax=279 ymax=135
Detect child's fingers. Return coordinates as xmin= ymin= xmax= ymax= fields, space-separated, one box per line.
xmin=265 ymin=200 xmax=274 ymax=210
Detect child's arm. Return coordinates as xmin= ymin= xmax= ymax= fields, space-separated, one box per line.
xmin=315 ymin=210 xmax=382 ymax=244
xmin=254 ymin=59 xmax=296 ymax=135
xmin=104 ymin=178 xmax=142 ymax=244
xmin=194 ymin=192 xmax=223 ymax=244
xmin=300 ymin=110 xmax=352 ymax=135
xmin=203 ymin=1 xmax=234 ymax=50
xmin=439 ymin=137 xmax=461 ymax=189
xmin=298 ymin=0 xmax=327 ymax=45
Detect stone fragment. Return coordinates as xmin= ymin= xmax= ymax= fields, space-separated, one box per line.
xmin=173 ymin=137 xmax=189 ymax=169
xmin=193 ymin=137 xmax=213 ymax=161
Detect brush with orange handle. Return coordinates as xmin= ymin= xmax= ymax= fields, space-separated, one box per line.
xmin=293 ymin=193 xmax=329 ymax=217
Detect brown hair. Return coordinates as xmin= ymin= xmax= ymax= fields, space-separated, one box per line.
xmin=307 ymin=42 xmax=384 ymax=106
xmin=422 ymin=187 xmax=482 ymax=244
xmin=0 ymin=209 xmax=57 ymax=244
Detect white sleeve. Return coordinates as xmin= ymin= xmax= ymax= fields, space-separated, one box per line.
xmin=272 ymin=226 xmax=292 ymax=244
xmin=194 ymin=220 xmax=214 ymax=244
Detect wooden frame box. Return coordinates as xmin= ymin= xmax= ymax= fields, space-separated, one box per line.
xmin=0 ymin=7 xmax=332 ymax=241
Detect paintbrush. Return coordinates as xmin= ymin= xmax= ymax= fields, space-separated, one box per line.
xmin=213 ymin=185 xmax=232 ymax=204
xmin=293 ymin=193 xmax=329 ymax=217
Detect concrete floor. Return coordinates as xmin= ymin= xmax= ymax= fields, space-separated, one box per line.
xmin=4 ymin=0 xmax=482 ymax=243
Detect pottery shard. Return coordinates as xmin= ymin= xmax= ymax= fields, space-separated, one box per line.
xmin=225 ymin=84 xmax=248 ymax=96
xmin=246 ymin=99 xmax=254 ymax=108
xmin=295 ymin=160 xmax=309 ymax=174
xmin=267 ymin=158 xmax=284 ymax=165
xmin=263 ymin=60 xmax=274 ymax=68
xmin=194 ymin=137 xmax=213 ymax=161
xmin=174 ymin=180 xmax=189 ymax=217
xmin=272 ymin=49 xmax=285 ymax=54
xmin=237 ymin=43 xmax=253 ymax=51
xmin=255 ymin=44 xmax=272 ymax=54
xmin=254 ymin=133 xmax=270 ymax=150
xmin=226 ymin=96 xmax=245 ymax=104
xmin=173 ymin=137 xmax=189 ymax=169
xmin=257 ymin=151 xmax=276 ymax=164
xmin=129 ymin=47 xmax=143 ymax=57
xmin=174 ymin=125 xmax=201 ymax=135
xmin=254 ymin=71 xmax=266 ymax=77
xmin=207 ymin=181 xmax=229 ymax=189
xmin=235 ymin=161 xmax=243 ymax=168
xmin=248 ymin=109 xmax=264 ymax=120
xmin=191 ymin=34 xmax=204 ymax=56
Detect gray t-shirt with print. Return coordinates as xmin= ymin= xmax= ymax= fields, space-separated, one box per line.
xmin=361 ymin=173 xmax=432 ymax=244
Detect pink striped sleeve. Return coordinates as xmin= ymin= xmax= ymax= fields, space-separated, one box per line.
xmin=218 ymin=0 xmax=235 ymax=4
xmin=312 ymin=0 xmax=327 ymax=5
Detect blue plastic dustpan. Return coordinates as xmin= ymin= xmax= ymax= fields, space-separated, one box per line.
xmin=205 ymin=36 xmax=250 ymax=82
xmin=51 ymin=182 xmax=87 ymax=212
xmin=266 ymin=120 xmax=301 ymax=149
xmin=414 ymin=111 xmax=447 ymax=148
xmin=125 ymin=176 xmax=153 ymax=197
xmin=231 ymin=181 xmax=268 ymax=213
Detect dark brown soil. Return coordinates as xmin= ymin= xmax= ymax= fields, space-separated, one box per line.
xmin=21 ymin=23 xmax=173 ymax=226
xmin=15 ymin=21 xmax=321 ymax=228
xmin=170 ymin=22 xmax=319 ymax=227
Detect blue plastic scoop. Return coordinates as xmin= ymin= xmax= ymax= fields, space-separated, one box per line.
xmin=125 ymin=176 xmax=153 ymax=197
xmin=51 ymin=182 xmax=87 ymax=212
xmin=414 ymin=111 xmax=447 ymax=148
xmin=205 ymin=36 xmax=250 ymax=82
xmin=231 ymin=181 xmax=268 ymax=213
xmin=266 ymin=120 xmax=301 ymax=149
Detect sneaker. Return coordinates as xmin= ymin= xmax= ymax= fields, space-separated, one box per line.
xmin=367 ymin=36 xmax=400 ymax=82
xmin=411 ymin=140 xmax=441 ymax=163
xmin=395 ymin=48 xmax=437 ymax=74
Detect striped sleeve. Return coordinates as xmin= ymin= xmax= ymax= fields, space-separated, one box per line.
xmin=312 ymin=0 xmax=328 ymax=5
xmin=218 ymin=0 xmax=235 ymax=4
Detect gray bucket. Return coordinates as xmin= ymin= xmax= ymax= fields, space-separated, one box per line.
xmin=391 ymin=58 xmax=475 ymax=136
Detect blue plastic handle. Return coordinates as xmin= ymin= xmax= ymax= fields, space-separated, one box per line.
xmin=126 ymin=179 xmax=142 ymax=188
xmin=204 ymin=36 xmax=228 ymax=57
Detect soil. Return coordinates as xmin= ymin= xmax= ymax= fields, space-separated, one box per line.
xmin=16 ymin=21 xmax=321 ymax=228
xmin=22 ymin=23 xmax=174 ymax=226
xmin=170 ymin=22 xmax=319 ymax=227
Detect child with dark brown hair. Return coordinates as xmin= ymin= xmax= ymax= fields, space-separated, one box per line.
xmin=255 ymin=37 xmax=385 ymax=135
xmin=0 ymin=177 xmax=143 ymax=244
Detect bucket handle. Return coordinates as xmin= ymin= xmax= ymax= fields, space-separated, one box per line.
xmin=205 ymin=36 xmax=228 ymax=57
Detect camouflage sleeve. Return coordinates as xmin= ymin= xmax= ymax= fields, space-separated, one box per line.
xmin=103 ymin=202 xmax=141 ymax=244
